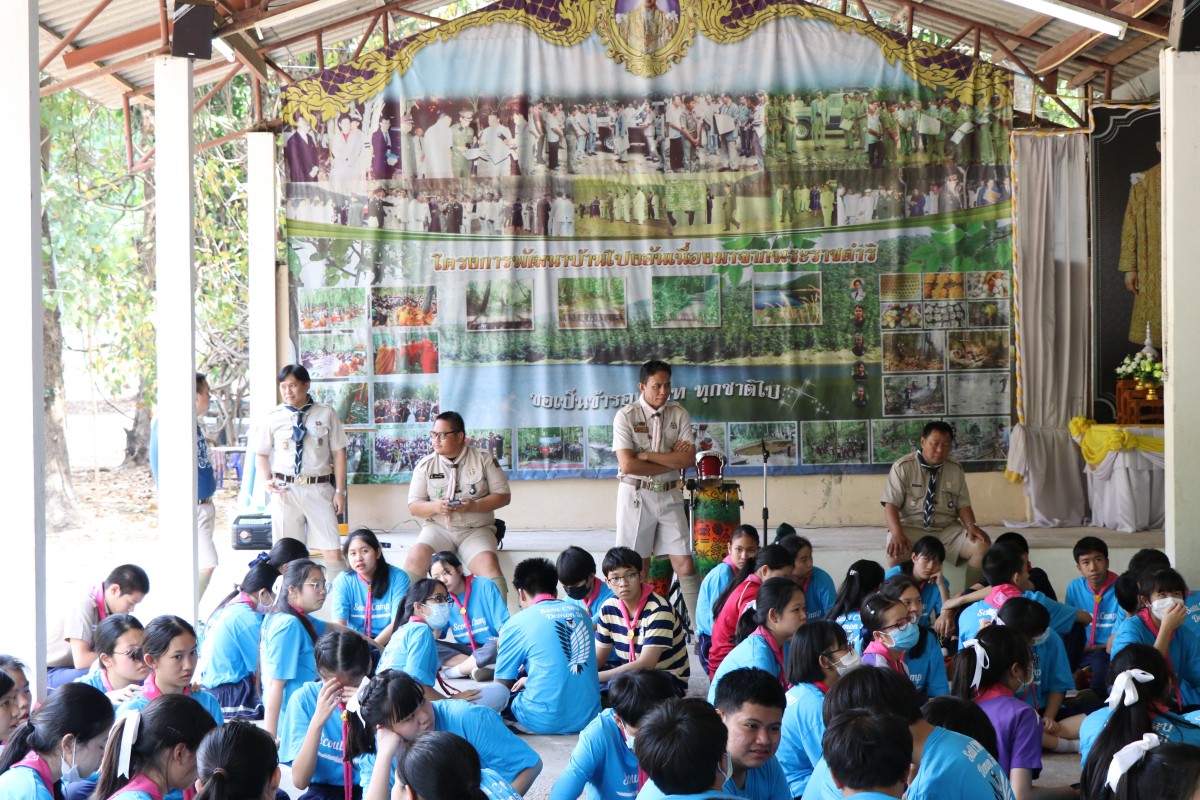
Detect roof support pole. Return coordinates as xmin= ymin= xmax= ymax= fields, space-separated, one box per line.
xmin=2 ymin=0 xmax=47 ymax=701
xmin=153 ymin=54 xmax=200 ymax=622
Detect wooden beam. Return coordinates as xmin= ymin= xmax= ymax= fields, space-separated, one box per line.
xmin=158 ymin=0 xmax=170 ymax=48
xmin=262 ymin=55 xmax=294 ymax=85
xmin=41 ymin=46 xmax=168 ymax=98
xmin=315 ymin=31 xmax=323 ymax=72
xmin=349 ymin=13 xmax=381 ymax=62
xmin=38 ymin=22 xmax=140 ymax=98
xmin=945 ymin=25 xmax=974 ymax=50
xmin=224 ymin=30 xmax=270 ymax=82
xmin=1067 ymin=32 xmax=1158 ymax=88
xmin=256 ymin=1 xmax=444 ymax=55
xmin=39 ymin=0 xmax=116 ymax=70
xmin=128 ymin=116 xmax=284 ymax=174
xmin=1105 ymin=65 xmax=1114 ymax=98
xmin=193 ymin=62 xmax=242 ymax=113
xmin=61 ymin=24 xmax=159 ymax=70
xmin=855 ymin=0 xmax=872 ymax=22
xmin=123 ymin=93 xmax=134 ymax=172
xmin=973 ymin=26 xmax=981 ymax=59
xmin=905 ymin=5 xmax=913 ymax=38
xmin=987 ymin=30 xmax=1084 ymax=126
xmin=1001 ymin=13 xmax=1053 ymax=56
xmin=1034 ymin=0 xmax=1163 ymax=75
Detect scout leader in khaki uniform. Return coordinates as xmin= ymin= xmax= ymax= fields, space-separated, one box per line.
xmin=880 ymin=420 xmax=991 ymax=586
xmin=254 ymin=364 xmax=349 ymax=571
xmin=612 ymin=360 xmax=701 ymax=629
xmin=407 ymin=411 xmax=511 ymax=601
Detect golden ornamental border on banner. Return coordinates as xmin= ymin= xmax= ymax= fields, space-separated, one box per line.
xmin=595 ymin=0 xmax=700 ymax=78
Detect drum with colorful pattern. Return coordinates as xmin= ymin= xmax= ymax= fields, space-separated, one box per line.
xmin=647 ymin=482 xmax=743 ymax=616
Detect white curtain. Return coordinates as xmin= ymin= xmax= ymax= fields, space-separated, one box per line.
xmin=1004 ymin=133 xmax=1090 ymax=526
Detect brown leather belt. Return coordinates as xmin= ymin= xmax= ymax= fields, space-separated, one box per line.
xmin=619 ymin=476 xmax=682 ymax=492
xmin=273 ymin=473 xmax=334 ymax=485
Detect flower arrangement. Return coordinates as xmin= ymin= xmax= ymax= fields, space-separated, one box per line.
xmin=1115 ymin=352 xmax=1163 ymax=386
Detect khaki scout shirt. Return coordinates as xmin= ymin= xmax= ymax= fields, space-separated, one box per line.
xmin=880 ymin=451 xmax=972 ymax=531
xmin=252 ymin=401 xmax=348 ymax=476
xmin=613 ymin=398 xmax=694 ymax=481
xmin=408 ymin=446 xmax=510 ymax=531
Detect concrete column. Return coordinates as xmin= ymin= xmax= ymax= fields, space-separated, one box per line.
xmin=154 ymin=55 xmax=199 ymax=620
xmin=1 ymin=0 xmax=47 ymax=697
xmin=1161 ymin=49 xmax=1200 ymax=579
xmin=247 ymin=133 xmax=278 ymax=439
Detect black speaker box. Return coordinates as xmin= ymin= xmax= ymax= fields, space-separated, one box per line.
xmin=1170 ymin=0 xmax=1200 ymax=52
xmin=172 ymin=0 xmax=215 ymax=60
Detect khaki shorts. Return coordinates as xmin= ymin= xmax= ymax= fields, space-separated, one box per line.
xmin=894 ymin=523 xmax=969 ymax=565
xmin=417 ymin=522 xmax=498 ymax=569
xmin=197 ymin=498 xmax=218 ymax=569
xmin=615 ymin=482 xmax=692 ymax=558
xmin=269 ymin=482 xmax=340 ymax=551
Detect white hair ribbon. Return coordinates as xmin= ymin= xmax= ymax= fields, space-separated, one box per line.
xmin=1105 ymin=733 xmax=1161 ymax=791
xmin=965 ymin=639 xmax=989 ymax=689
xmin=346 ymin=675 xmax=372 ymax=726
xmin=1105 ymin=669 xmax=1154 ymax=710
xmin=117 ymin=710 xmax=141 ymax=779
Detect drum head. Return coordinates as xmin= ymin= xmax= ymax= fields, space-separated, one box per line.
xmin=695 ymin=449 xmax=726 ymax=484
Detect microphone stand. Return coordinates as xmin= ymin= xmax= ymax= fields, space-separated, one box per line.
xmin=761 ymin=439 xmax=770 ymax=540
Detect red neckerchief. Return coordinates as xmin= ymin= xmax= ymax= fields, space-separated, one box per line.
xmin=451 ymin=576 xmax=478 ymax=653
xmin=753 ymin=625 xmax=787 ymax=684
xmin=798 ymin=574 xmax=812 ymax=594
xmin=985 ymin=584 xmax=1022 ymax=609
xmin=1137 ymin=608 xmax=1185 ymax=708
xmin=12 ymin=752 xmax=54 ymax=797
xmin=974 ymin=684 xmax=1015 ymax=703
xmin=338 ymin=702 xmax=352 ymax=800
xmin=864 ymin=640 xmax=907 ymax=673
xmin=90 ymin=585 xmax=109 ymax=623
xmin=618 ymin=587 xmax=654 ymax=663
xmin=813 ymin=681 xmax=830 ymax=694
xmin=357 ymin=572 xmax=375 ymax=638
xmin=1087 ymin=572 xmax=1119 ymax=647
xmin=122 ymin=774 xmax=166 ymax=800
xmin=141 ymin=673 xmax=191 ymax=702
xmin=584 ymin=577 xmax=603 ymax=613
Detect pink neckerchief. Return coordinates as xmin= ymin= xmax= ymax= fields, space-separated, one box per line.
xmin=753 ymin=625 xmax=787 ymax=684
xmin=90 ymin=585 xmax=109 ymax=623
xmin=356 ymin=572 xmax=375 ymax=638
xmin=338 ymin=702 xmax=353 ymax=800
xmin=864 ymin=639 xmax=907 ymax=673
xmin=813 ymin=681 xmax=830 ymax=694
xmin=1137 ymin=608 xmax=1185 ymax=708
xmin=584 ymin=577 xmax=604 ymax=613
xmin=121 ymin=774 xmax=166 ymax=800
xmin=140 ymin=673 xmax=190 ymax=702
xmin=974 ymin=684 xmax=1015 ymax=703
xmin=99 ymin=666 xmax=115 ymax=693
xmin=12 ymin=751 xmax=54 ymax=796
xmin=985 ymin=584 xmax=1023 ymax=609
xmin=1087 ymin=572 xmax=1120 ymax=647
xmin=722 ymin=555 xmax=738 ymax=570
xmin=450 ymin=576 xmax=478 ymax=653
xmin=618 ymin=587 xmax=654 ymax=663
xmin=531 ymin=593 xmax=557 ymax=605
xmin=229 ymin=592 xmax=258 ymax=611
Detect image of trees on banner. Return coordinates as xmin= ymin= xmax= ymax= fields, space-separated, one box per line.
xmin=280 ymin=0 xmax=1016 ymax=483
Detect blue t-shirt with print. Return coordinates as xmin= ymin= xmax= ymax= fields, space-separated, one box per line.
xmin=329 ymin=565 xmax=410 ymax=639
xmin=1017 ymin=632 xmax=1073 ymax=711
xmin=199 ymin=601 xmax=262 ymax=688
xmin=1080 ymin=706 xmax=1200 ymax=763
xmin=377 ymin=621 xmax=438 ymax=686
xmin=279 ymin=681 xmax=362 ymax=787
xmin=906 ymin=629 xmax=950 ymax=700
xmin=1065 ymin=575 xmax=1122 ymax=648
xmin=803 ymin=567 xmax=838 ymax=621
xmin=260 ymin=612 xmax=326 ymax=713
xmin=958 ymin=590 xmax=1077 ymax=649
xmin=495 ymin=599 xmax=600 ymax=735
xmin=1111 ymin=615 xmax=1200 ymax=707
xmin=779 ymin=682 xmax=826 ymax=797
xmin=885 ymin=564 xmax=950 ymax=626
xmin=549 ymin=707 xmax=638 ymax=800
xmin=707 ymin=634 xmax=784 ymax=704
xmin=638 ymin=757 xmax=788 ymax=800
xmin=448 ymin=576 xmax=510 ymax=647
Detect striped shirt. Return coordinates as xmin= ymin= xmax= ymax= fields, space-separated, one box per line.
xmin=595 ymin=591 xmax=690 ymax=690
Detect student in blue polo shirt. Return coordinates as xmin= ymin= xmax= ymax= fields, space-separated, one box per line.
xmin=397 ymin=730 xmax=524 ymax=800
xmin=804 ymin=664 xmax=1014 ymax=800
xmin=115 ymin=615 xmax=225 ymax=728
xmin=279 ymin=632 xmax=372 ymax=799
xmin=496 ymin=558 xmax=600 ymax=735
xmin=1065 ymin=536 xmax=1121 ymax=693
xmin=707 ymin=578 xmax=805 ymax=704
xmin=998 ymin=598 xmax=1082 ymax=754
xmin=633 ymin=697 xmax=740 ymax=800
xmin=884 ymin=535 xmax=952 ymax=631
xmin=430 ymin=551 xmax=509 ymax=682
xmin=695 ymin=526 xmax=760 ymax=672
xmin=0 ymin=684 xmax=113 ymax=800
xmin=358 ymin=669 xmax=542 ymax=797
xmin=780 ymin=621 xmax=859 ymax=798
xmin=643 ymin=669 xmax=789 ymax=799
xmin=557 ymin=545 xmax=617 ymax=627
xmin=73 ymin=614 xmax=147 ymax=707
xmin=777 ymin=532 xmax=838 ymax=621
xmin=261 ymin=559 xmax=330 ymax=736
xmin=1111 ymin=567 xmax=1200 ymax=707
xmin=878 ymin=575 xmax=950 ymax=703
xmin=198 ymin=558 xmax=278 ymax=719
xmin=550 ymin=669 xmax=677 ymax=800
xmin=956 ymin=543 xmax=1089 ymax=648
xmin=824 ymin=708 xmax=913 ymax=800
xmin=1127 ymin=548 xmax=1200 ymax=638
xmin=330 ymin=529 xmax=409 ymax=643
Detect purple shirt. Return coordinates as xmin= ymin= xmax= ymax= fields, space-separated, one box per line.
xmin=976 ymin=690 xmax=1041 ymax=775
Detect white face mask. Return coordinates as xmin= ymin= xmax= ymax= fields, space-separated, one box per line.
xmin=61 ymin=740 xmax=79 ymax=785
xmin=1032 ymin=631 xmax=1051 ymax=646
xmin=833 ymin=650 xmax=862 ymax=676
xmin=1151 ymin=596 xmax=1184 ymax=618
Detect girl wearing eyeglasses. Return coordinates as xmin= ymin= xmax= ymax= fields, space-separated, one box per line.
xmin=73 ymin=614 xmax=148 ymax=707
xmin=262 ymin=559 xmax=330 ymax=737
xmin=860 ymin=591 xmax=918 ymax=677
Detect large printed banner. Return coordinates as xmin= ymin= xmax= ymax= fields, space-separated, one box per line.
xmin=281 ymin=0 xmax=1016 ymax=483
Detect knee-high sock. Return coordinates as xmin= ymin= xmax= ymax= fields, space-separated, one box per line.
xmin=678 ymin=572 xmax=702 ymax=633
xmin=491 ymin=574 xmax=510 ymax=607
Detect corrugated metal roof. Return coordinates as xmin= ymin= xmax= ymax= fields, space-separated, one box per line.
xmin=38 ymin=0 xmax=1168 ymax=110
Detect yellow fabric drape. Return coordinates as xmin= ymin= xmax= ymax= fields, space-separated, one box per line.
xmin=1069 ymin=416 xmax=1164 ymax=467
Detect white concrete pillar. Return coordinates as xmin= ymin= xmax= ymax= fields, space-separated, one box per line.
xmin=1 ymin=0 xmax=47 ymax=697
xmin=1161 ymin=49 xmax=1200 ymax=580
xmin=247 ymin=133 xmax=278 ymax=433
xmin=154 ymin=55 xmax=199 ymax=621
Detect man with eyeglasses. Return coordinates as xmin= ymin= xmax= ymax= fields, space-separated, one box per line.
xmin=612 ymin=360 xmax=701 ymax=631
xmin=407 ymin=411 xmax=512 ymax=601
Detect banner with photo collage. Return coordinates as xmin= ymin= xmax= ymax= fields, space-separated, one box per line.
xmin=280 ymin=0 xmax=1017 ymax=483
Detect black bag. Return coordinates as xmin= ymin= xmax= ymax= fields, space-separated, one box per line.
xmin=231 ymin=513 xmax=272 ymax=550
xmin=494 ymin=518 xmax=506 ymax=550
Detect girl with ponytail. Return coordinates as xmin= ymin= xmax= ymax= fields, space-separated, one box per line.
xmin=74 ymin=615 xmax=148 ymax=707
xmin=92 ymin=694 xmax=217 ymax=800
xmin=825 ymin=559 xmax=885 ymax=650
xmin=262 ymin=559 xmax=331 ymax=736
xmin=707 ymin=544 xmax=795 ymax=678
xmin=116 ymin=616 xmax=224 ymax=726
xmin=397 ymin=731 xmax=521 ymax=800
xmin=0 ymin=684 xmax=113 ymax=800
xmin=279 ymin=631 xmax=374 ymax=799
xmin=193 ymin=722 xmax=280 ymax=800
xmin=199 ymin=558 xmax=279 ymax=720
xmin=1097 ymin=739 xmax=1200 ymax=800
xmin=707 ymin=577 xmax=806 ymax=703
